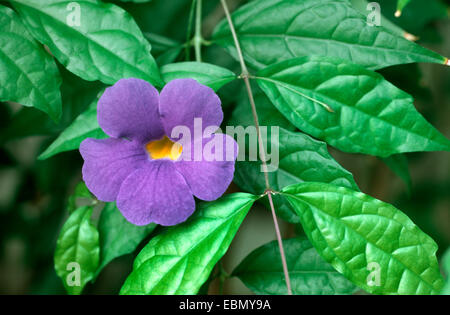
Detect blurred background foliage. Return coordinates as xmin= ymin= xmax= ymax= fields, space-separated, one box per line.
xmin=0 ymin=0 xmax=449 ymax=294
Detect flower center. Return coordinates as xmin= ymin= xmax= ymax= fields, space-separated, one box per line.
xmin=145 ymin=136 xmax=182 ymax=161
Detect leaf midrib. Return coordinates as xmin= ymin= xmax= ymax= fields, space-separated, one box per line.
xmin=285 ymin=192 xmax=438 ymax=293
xmin=0 ymin=36 xmax=53 ymax=114
xmin=13 ymin=1 xmax=156 ymax=82
xmin=257 ymin=76 xmax=449 ymax=149
xmin=130 ymin=198 xmax=255 ymax=294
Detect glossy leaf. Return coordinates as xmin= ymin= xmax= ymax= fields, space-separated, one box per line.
xmin=38 ymin=98 xmax=106 ymax=160
xmin=54 ymin=206 xmax=100 ymax=295
xmin=256 ymin=56 xmax=450 ymax=157
xmin=233 ymin=127 xmax=358 ymax=223
xmin=120 ymin=193 xmax=258 ymax=295
xmin=97 ymin=203 xmax=156 ymax=275
xmin=161 ymin=62 xmax=236 ymax=91
xmin=282 ymin=182 xmax=444 ymax=294
xmin=0 ymin=5 xmax=62 ymax=121
xmin=213 ymin=0 xmax=447 ymax=70
xmin=233 ymin=237 xmax=358 ymax=295
xmin=350 ymin=0 xmax=407 ymax=37
xmin=11 ymin=0 xmax=163 ymax=86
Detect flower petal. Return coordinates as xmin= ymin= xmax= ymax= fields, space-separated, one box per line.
xmin=80 ymin=138 xmax=147 ymax=202
xmin=159 ymin=79 xmax=223 ymax=140
xmin=175 ymin=134 xmax=238 ymax=201
xmin=116 ymin=160 xmax=195 ymax=226
xmin=98 ymin=78 xmax=164 ymax=143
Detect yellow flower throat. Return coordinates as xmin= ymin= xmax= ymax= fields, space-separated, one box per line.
xmin=145 ymin=136 xmax=182 ymax=161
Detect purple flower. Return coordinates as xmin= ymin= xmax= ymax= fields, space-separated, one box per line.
xmin=80 ymin=78 xmax=238 ymax=226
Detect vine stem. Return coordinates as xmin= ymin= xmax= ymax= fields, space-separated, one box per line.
xmin=220 ymin=0 xmax=292 ymax=295
xmin=185 ymin=0 xmax=197 ymax=60
xmin=194 ymin=0 xmax=203 ymax=62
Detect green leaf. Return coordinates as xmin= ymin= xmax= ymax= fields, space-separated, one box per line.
xmin=68 ymin=181 xmax=94 ymax=213
xmin=381 ymin=154 xmax=412 ymax=192
xmin=212 ymin=0 xmax=447 ymax=70
xmin=350 ymin=0 xmax=408 ymax=37
xmin=11 ymin=0 xmax=163 ymax=87
xmin=282 ymin=182 xmax=444 ymax=294
xmin=54 ymin=206 xmax=100 ymax=295
xmin=38 ymin=97 xmax=106 ymax=160
xmin=256 ymin=56 xmax=450 ymax=157
xmin=233 ymin=237 xmax=358 ymax=295
xmin=120 ymin=193 xmax=258 ymax=295
xmin=233 ymin=127 xmax=358 ymax=223
xmin=441 ymin=248 xmax=450 ymax=295
xmin=97 ymin=203 xmax=156 ymax=275
xmin=161 ymin=62 xmax=236 ymax=91
xmin=0 ymin=5 xmax=62 ymax=121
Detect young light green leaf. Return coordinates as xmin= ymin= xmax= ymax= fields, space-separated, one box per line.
xmin=54 ymin=206 xmax=100 ymax=295
xmin=282 ymin=182 xmax=444 ymax=294
xmin=161 ymin=62 xmax=236 ymax=91
xmin=0 ymin=5 xmax=62 ymax=121
xmin=233 ymin=237 xmax=358 ymax=295
xmin=213 ymin=0 xmax=447 ymax=70
xmin=233 ymin=127 xmax=358 ymax=223
xmin=96 ymin=202 xmax=156 ymax=276
xmin=256 ymin=56 xmax=450 ymax=157
xmin=11 ymin=0 xmax=163 ymax=87
xmin=120 ymin=193 xmax=258 ymax=295
xmin=38 ymin=99 xmax=106 ymax=160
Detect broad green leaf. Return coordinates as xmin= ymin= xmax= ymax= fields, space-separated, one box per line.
xmin=0 ymin=5 xmax=62 ymax=121
xmin=282 ymin=182 xmax=444 ymax=294
xmin=38 ymin=98 xmax=106 ymax=160
xmin=54 ymin=206 xmax=100 ymax=295
xmin=233 ymin=127 xmax=358 ymax=223
xmin=350 ymin=0 xmax=408 ymax=37
xmin=256 ymin=56 xmax=450 ymax=157
xmin=11 ymin=0 xmax=163 ymax=87
xmin=161 ymin=62 xmax=236 ymax=91
xmin=120 ymin=193 xmax=258 ymax=295
xmin=68 ymin=181 xmax=94 ymax=213
xmin=212 ymin=0 xmax=447 ymax=70
xmin=441 ymin=248 xmax=450 ymax=295
xmin=381 ymin=154 xmax=412 ymax=192
xmin=96 ymin=203 xmax=156 ymax=275
xmin=233 ymin=237 xmax=358 ymax=295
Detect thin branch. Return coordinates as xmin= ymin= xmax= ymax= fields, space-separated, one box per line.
xmin=194 ymin=0 xmax=203 ymax=62
xmin=185 ymin=0 xmax=197 ymax=61
xmin=220 ymin=0 xmax=292 ymax=295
